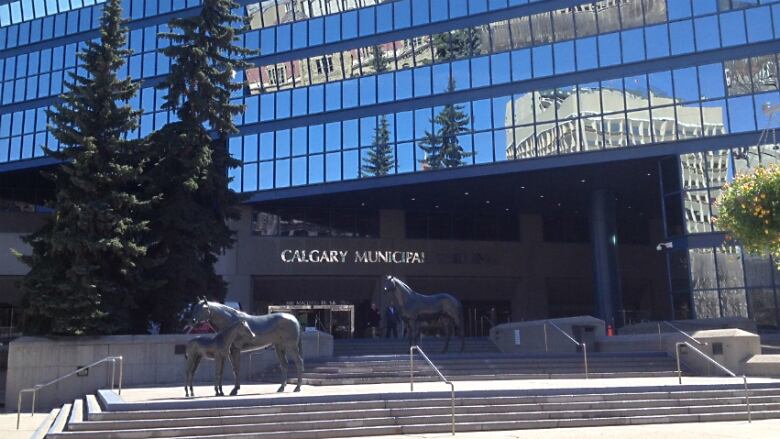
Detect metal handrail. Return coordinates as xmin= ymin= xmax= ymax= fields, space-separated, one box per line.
xmin=17 ymin=355 xmax=123 ymax=429
xmin=479 ymin=315 xmax=494 ymax=337
xmin=410 ymin=345 xmax=455 ymax=435
xmin=675 ymin=341 xmax=751 ymax=422
xmin=659 ymin=321 xmax=706 ymax=346
xmin=544 ymin=321 xmax=589 ymax=379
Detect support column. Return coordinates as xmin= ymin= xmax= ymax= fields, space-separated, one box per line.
xmin=589 ymin=189 xmax=623 ymax=328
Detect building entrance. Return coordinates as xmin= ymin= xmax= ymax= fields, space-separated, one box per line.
xmin=269 ymin=304 xmax=355 ymax=338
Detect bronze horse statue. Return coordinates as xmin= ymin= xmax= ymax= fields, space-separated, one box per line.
xmin=184 ymin=319 xmax=255 ymax=397
xmin=382 ymin=275 xmax=465 ymax=353
xmin=190 ymin=299 xmax=304 ymax=395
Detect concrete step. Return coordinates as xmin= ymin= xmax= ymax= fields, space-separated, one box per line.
xmin=92 ymin=387 xmax=780 ymax=421
xmin=66 ymin=395 xmax=780 ymax=431
xmin=43 ymin=386 xmax=780 ymax=438
xmin=46 ymin=405 xmax=778 ymax=438
xmin=295 ymin=371 xmax=681 ymax=385
xmin=31 ymin=408 xmax=60 ymax=439
xmin=333 ymin=337 xmax=500 ymax=356
xmin=304 ymin=361 xmax=677 ymax=372
xmin=294 ymin=351 xmax=679 ymax=384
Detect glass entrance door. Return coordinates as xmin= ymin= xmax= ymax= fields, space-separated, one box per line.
xmin=268 ymin=304 xmax=355 ymax=338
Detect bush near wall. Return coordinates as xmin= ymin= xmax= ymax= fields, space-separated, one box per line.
xmin=716 ymin=165 xmax=780 ymax=264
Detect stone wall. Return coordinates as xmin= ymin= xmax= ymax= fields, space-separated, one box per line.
xmin=5 ymin=330 xmax=332 ymax=411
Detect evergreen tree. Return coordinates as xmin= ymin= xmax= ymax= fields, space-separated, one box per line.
xmin=143 ymin=0 xmax=254 ymax=331
xmin=18 ymin=0 xmax=148 ymax=335
xmin=370 ymin=44 xmax=390 ymax=73
xmin=433 ymin=28 xmax=481 ymax=60
xmin=361 ymin=116 xmax=394 ymax=177
xmin=419 ymin=78 xmax=473 ymax=170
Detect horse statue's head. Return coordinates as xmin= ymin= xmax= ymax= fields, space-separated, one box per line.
xmin=190 ymin=296 xmax=213 ymax=326
xmin=381 ymin=275 xmax=397 ymax=295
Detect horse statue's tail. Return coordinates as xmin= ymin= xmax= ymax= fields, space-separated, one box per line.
xmin=298 ymin=321 xmax=303 ymax=354
xmin=458 ymin=303 xmax=466 ymax=352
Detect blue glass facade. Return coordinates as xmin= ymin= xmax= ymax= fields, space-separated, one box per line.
xmin=3 ymin=0 xmax=780 ymax=324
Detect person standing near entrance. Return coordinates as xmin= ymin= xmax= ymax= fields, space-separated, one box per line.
xmin=366 ymin=303 xmax=381 ymax=338
xmin=385 ymin=305 xmax=399 ymax=338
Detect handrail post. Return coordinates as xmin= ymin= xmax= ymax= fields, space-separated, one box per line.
xmin=111 ymin=358 xmax=116 ymax=390
xmin=410 ymin=345 xmax=454 ymax=435
xmin=676 ymin=342 xmax=683 ymax=384
xmin=410 ymin=345 xmax=415 ymax=392
xmin=582 ymin=343 xmax=589 ymax=379
xmin=543 ymin=323 xmax=548 ymax=352
xmin=450 ymin=383 xmax=455 ymax=435
xmin=31 ymin=389 xmax=36 ymax=418
xmin=118 ymin=356 xmax=123 ymax=395
xmin=657 ymin=323 xmax=662 ymax=351
xmin=16 ymin=391 xmax=22 ymax=429
xmin=744 ymin=374 xmax=751 ymax=423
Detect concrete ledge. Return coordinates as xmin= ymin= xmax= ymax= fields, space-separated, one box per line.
xmin=5 ymin=331 xmax=333 ymax=411
xmin=746 ymin=355 xmax=780 ymax=378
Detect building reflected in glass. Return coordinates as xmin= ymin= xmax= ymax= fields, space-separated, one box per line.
xmin=2 ymin=0 xmax=780 ymax=328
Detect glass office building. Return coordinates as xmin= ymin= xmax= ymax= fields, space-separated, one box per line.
xmin=2 ymin=0 xmax=780 ymax=333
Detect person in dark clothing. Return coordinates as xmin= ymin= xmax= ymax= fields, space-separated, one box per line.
xmin=385 ymin=305 xmax=399 ymax=338
xmin=366 ymin=303 xmax=381 ymax=338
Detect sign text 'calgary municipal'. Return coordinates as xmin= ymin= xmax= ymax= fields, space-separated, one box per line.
xmin=281 ymin=249 xmax=425 ymax=264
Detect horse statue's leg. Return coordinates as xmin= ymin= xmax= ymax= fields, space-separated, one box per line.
xmin=442 ymin=318 xmax=453 ymax=353
xmin=274 ymin=345 xmax=288 ymax=393
xmin=215 ymin=356 xmax=225 ymax=396
xmin=228 ymin=345 xmax=241 ymax=396
xmin=184 ymin=355 xmax=192 ymax=397
xmin=288 ymin=341 xmax=304 ymax=392
xmin=191 ymin=355 xmax=200 ymax=397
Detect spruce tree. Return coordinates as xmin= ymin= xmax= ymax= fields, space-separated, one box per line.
xmin=143 ymin=0 xmax=254 ymax=331
xmin=433 ymin=28 xmax=481 ymax=60
xmin=18 ymin=0 xmax=148 ymax=335
xmin=361 ymin=116 xmax=394 ymax=177
xmin=419 ymin=78 xmax=473 ymax=169
xmin=370 ymin=45 xmax=390 ymax=73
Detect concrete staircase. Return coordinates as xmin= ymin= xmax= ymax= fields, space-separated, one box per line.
xmin=36 ymin=384 xmax=780 ymax=438
xmin=333 ymin=336 xmax=500 ymax=356
xmin=297 ymin=352 xmax=681 ymax=385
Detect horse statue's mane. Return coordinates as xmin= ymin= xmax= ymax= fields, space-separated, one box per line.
xmin=391 ymin=277 xmax=415 ymax=295
xmin=206 ymin=300 xmax=252 ymax=320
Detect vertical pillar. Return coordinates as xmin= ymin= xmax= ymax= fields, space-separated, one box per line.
xmin=589 ymin=189 xmax=623 ymax=327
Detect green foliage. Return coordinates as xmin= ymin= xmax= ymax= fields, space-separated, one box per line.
xmin=419 ymin=78 xmax=473 ymax=170
xmin=433 ymin=28 xmax=481 ymax=60
xmin=142 ymin=0 xmax=255 ymax=331
xmin=370 ymin=45 xmax=390 ymax=73
xmin=18 ymin=0 xmax=149 ymax=335
xmin=716 ymin=165 xmax=780 ymax=264
xmin=361 ymin=116 xmax=394 ymax=177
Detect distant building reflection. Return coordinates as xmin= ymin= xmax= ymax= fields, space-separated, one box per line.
xmin=505 ymin=88 xmax=726 ymax=160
